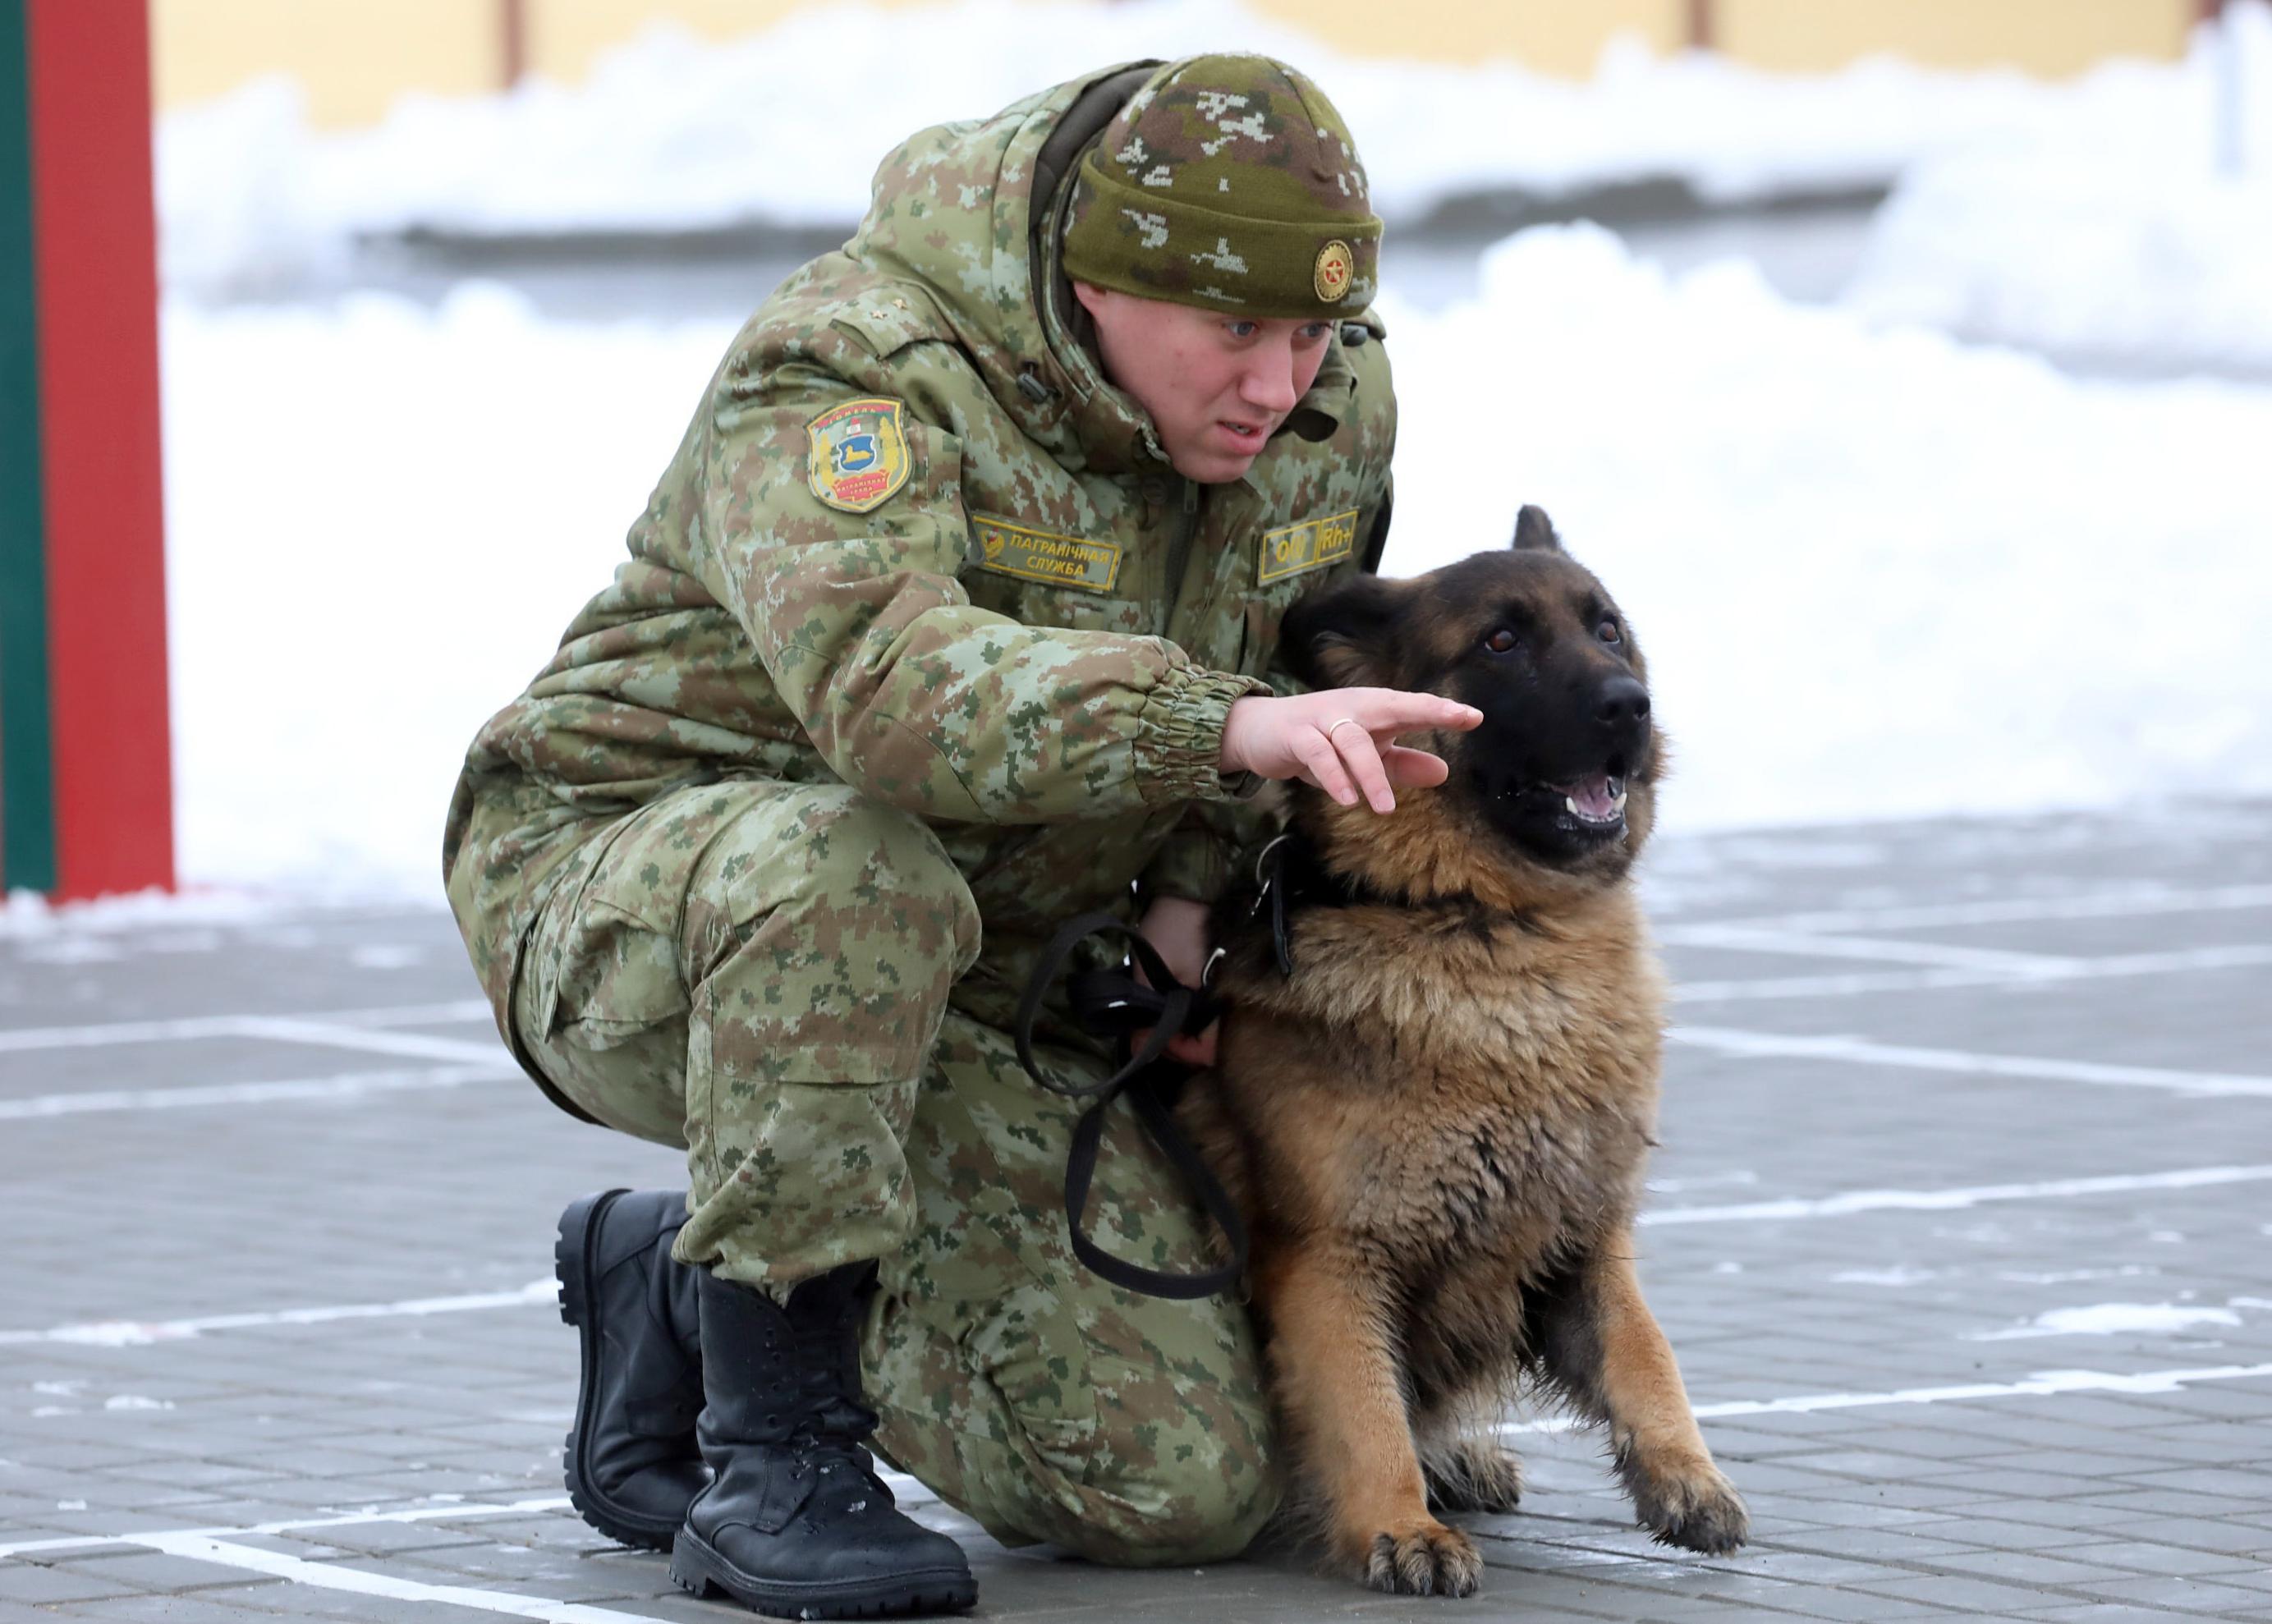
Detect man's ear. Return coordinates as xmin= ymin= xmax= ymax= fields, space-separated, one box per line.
xmin=1282 ymin=573 xmax=1407 ymax=690
xmin=1071 ymin=280 xmax=1109 ymax=321
xmin=1511 ymin=504 xmax=1562 ymax=553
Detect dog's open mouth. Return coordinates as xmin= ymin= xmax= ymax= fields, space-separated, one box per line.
xmin=1540 ymin=772 xmax=1628 ymax=831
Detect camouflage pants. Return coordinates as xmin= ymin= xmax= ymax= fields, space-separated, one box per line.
xmin=453 ymin=776 xmax=1278 ymax=1563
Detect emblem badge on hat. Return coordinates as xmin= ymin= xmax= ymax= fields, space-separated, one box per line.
xmin=1313 ymin=239 xmax=1354 ymax=303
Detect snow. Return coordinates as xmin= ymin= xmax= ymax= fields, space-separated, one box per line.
xmin=131 ymin=4 xmax=2272 ymax=902
xmin=160 ymin=284 xmax=728 ymax=901
xmin=1845 ymin=3 xmax=2272 ymax=370
xmin=157 ymin=227 xmax=2272 ymax=901
xmin=1382 ymin=226 xmax=2272 ymax=833
xmin=1973 ymin=1302 xmax=2246 ymax=1339
xmin=0 ymin=887 xmax=298 ymax=938
xmin=158 ymin=0 xmax=2259 ymax=299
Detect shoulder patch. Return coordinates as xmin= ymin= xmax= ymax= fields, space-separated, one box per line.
xmin=806 ymin=399 xmax=911 ymax=514
xmin=1257 ymin=508 xmax=1360 ymax=585
xmin=971 ymin=516 xmax=1123 ymax=594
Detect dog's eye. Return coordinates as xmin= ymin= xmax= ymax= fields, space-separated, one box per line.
xmin=1482 ymin=628 xmax=1517 ymax=654
xmin=1597 ymin=619 xmax=1622 ymax=644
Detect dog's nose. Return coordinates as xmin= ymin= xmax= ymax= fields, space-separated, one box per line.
xmin=1595 ymin=677 xmax=1651 ymax=730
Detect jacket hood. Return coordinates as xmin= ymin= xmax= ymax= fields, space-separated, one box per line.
xmin=846 ymin=62 xmax=1368 ymax=481
xmin=847 ymin=62 xmax=1164 ymax=476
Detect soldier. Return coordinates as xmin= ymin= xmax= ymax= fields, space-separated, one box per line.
xmin=442 ymin=53 xmax=1478 ymax=1620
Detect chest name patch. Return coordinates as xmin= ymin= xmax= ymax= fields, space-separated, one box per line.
xmin=1257 ymin=508 xmax=1361 ymax=585
xmin=971 ymin=516 xmax=1124 ymax=594
xmin=806 ymin=398 xmax=912 ymax=514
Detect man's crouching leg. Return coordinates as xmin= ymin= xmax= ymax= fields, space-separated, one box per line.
xmin=865 ymin=1012 xmax=1281 ymax=1566
xmin=501 ymin=781 xmax=984 ymax=1615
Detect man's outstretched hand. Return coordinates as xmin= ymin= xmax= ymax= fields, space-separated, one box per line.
xmin=1220 ymin=689 xmax=1484 ymax=815
xmin=1132 ymin=691 xmax=1480 ymax=1067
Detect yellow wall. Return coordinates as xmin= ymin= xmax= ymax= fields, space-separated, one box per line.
xmin=1241 ymin=0 xmax=1684 ymax=76
xmin=154 ymin=0 xmax=2201 ymax=129
xmin=1714 ymin=0 xmax=2191 ymax=77
xmin=525 ymin=0 xmax=1684 ymax=83
xmin=525 ymin=0 xmax=937 ymax=83
xmin=154 ymin=0 xmax=502 ymax=127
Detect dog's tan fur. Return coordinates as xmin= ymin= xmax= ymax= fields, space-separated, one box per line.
xmin=1187 ymin=526 xmax=1746 ymax=1596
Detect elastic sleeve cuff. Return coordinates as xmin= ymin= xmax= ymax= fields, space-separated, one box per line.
xmin=1134 ymin=663 xmax=1274 ymax=806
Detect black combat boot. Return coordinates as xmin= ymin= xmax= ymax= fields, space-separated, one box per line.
xmin=668 ymin=1262 xmax=976 ymax=1619
xmin=554 ymin=1189 xmax=707 ymax=1550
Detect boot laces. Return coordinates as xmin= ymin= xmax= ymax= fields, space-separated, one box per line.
xmin=783 ymin=1309 xmax=893 ymax=1506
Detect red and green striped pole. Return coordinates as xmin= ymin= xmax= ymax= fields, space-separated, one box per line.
xmin=1 ymin=0 xmax=172 ymax=899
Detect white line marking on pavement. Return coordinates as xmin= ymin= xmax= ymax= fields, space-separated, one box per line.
xmin=0 ymin=998 xmax=494 ymax=1053
xmin=1669 ymin=1025 xmax=2272 ymax=1098
xmin=1499 ymin=1361 xmax=2272 ymax=1436
xmin=136 ymin=1534 xmax=663 ymax=1624
xmin=227 ymin=1016 xmax=507 ymax=1065
xmin=0 ymin=1062 xmax=522 ymax=1121
xmin=1640 ymin=1163 xmax=2272 ymax=1226
xmin=0 ymin=1495 xmax=574 ymax=1561
xmin=1687 ymin=883 xmax=2272 ymax=937
xmin=0 ymin=1279 xmax=556 ymax=1347
xmin=15 ymin=1358 xmax=2268 ymax=1571
xmin=0 ymin=1474 xmax=932 ymax=1562
xmin=1659 ymin=924 xmax=2077 ymax=973
xmin=20 ymin=1163 xmax=2265 ymax=1349
xmin=1674 ymin=943 xmax=2272 ymax=1004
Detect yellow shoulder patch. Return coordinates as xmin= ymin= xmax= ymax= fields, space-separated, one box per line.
xmin=1257 ymin=508 xmax=1361 ymax=585
xmin=971 ymin=516 xmax=1124 ymax=594
xmin=806 ymin=398 xmax=911 ymax=514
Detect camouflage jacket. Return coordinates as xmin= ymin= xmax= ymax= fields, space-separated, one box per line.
xmin=444 ymin=62 xmax=1396 ymax=943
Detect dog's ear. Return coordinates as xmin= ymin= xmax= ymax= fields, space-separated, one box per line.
xmin=1511 ymin=505 xmax=1562 ymax=553
xmin=1282 ymin=573 xmax=1407 ymax=690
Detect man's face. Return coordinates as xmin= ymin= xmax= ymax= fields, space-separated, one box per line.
xmin=1073 ymin=282 xmax=1336 ymax=484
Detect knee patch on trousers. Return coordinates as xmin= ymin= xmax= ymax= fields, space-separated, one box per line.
xmin=868 ymin=1284 xmax=1280 ymax=1567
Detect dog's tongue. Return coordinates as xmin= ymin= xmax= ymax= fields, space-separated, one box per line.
xmin=1569 ymin=774 xmax=1618 ymax=819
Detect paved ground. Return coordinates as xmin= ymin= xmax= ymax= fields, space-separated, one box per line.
xmin=3 ymin=805 xmax=2270 ymax=1622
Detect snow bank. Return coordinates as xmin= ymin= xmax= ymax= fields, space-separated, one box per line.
xmin=1381 ymin=226 xmax=2272 ymax=832
xmin=157 ymin=0 xmax=2238 ymax=298
xmin=161 ymin=229 xmax=2272 ymax=900
xmin=161 ymin=285 xmax=733 ymax=900
xmin=1845 ymin=4 xmax=2272 ymax=371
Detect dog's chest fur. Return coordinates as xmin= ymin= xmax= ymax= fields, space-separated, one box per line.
xmin=1212 ymin=892 xmax=1664 ymax=1284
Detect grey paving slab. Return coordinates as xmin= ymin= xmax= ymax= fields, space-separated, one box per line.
xmin=53 ymin=1595 xmax=299 ymax=1623
xmin=2014 ymin=1609 xmax=2218 ymax=1623
xmin=4 ymin=806 xmax=2270 ymax=1622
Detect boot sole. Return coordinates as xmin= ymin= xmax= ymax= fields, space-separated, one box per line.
xmin=670 ymin=1527 xmax=976 ymax=1619
xmin=557 ymin=1188 xmax=686 ymax=1553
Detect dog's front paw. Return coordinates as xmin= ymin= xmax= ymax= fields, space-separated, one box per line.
xmin=1356 ymin=1519 xmax=1483 ymax=1597
xmin=1629 ymin=1457 xmax=1748 ymax=1554
xmin=1425 ymin=1438 xmax=1523 ymax=1515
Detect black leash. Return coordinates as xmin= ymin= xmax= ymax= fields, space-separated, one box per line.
xmin=1011 ymin=911 xmax=1247 ymax=1301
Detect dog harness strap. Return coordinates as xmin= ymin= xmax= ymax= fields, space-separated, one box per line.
xmin=1013 ymin=911 xmax=1249 ymax=1299
xmin=1252 ymin=829 xmax=1515 ymax=978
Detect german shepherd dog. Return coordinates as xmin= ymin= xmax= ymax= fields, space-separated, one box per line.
xmin=1187 ymin=507 xmax=1747 ymax=1596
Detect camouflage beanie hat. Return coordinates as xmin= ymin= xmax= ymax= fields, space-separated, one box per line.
xmin=1060 ymin=53 xmax=1381 ymax=320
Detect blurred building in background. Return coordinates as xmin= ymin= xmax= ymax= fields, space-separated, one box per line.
xmin=155 ymin=0 xmax=2218 ymax=126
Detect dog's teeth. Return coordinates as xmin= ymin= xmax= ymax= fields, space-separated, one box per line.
xmin=1564 ymin=796 xmax=1579 ymax=815
xmin=1611 ymin=791 xmax=1628 ymax=812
